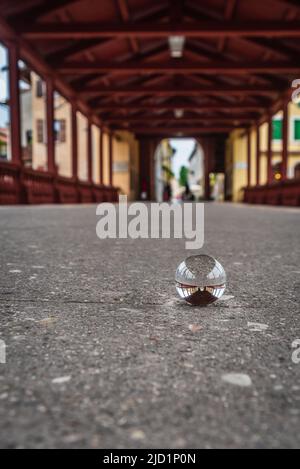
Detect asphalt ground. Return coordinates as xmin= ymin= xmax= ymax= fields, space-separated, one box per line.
xmin=0 ymin=202 xmax=299 ymax=448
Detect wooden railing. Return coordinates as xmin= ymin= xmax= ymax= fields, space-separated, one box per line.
xmin=22 ymin=167 xmax=55 ymax=204
xmin=244 ymin=180 xmax=300 ymax=207
xmin=0 ymin=161 xmax=119 ymax=205
xmin=56 ymin=175 xmax=78 ymax=204
xmin=0 ymin=161 xmax=21 ymax=204
xmin=78 ymin=181 xmax=94 ymax=204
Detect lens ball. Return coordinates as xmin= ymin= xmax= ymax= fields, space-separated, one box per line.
xmin=175 ymin=254 xmax=226 ymax=306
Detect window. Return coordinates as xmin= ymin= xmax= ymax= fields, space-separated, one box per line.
xmin=36 ymin=119 xmax=44 ymax=143
xmin=54 ymin=92 xmax=71 ymax=177
xmin=0 ymin=42 xmax=11 ymax=160
xmin=26 ymin=130 xmax=32 ymax=146
xmin=293 ymin=118 xmax=300 ymax=141
xmin=19 ymin=63 xmax=47 ymax=168
xmin=36 ymin=79 xmax=44 ymax=98
xmin=0 ymin=134 xmax=7 ymax=159
xmin=54 ymin=119 xmax=66 ymax=143
xmin=272 ymin=118 xmax=282 ymax=141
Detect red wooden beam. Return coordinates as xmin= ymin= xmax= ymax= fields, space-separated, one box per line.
xmin=21 ymin=21 xmax=300 ymax=39
xmin=267 ymin=0 xmax=300 ymax=11
xmin=80 ymin=85 xmax=279 ymax=97
xmin=95 ymin=104 xmax=265 ymax=112
xmin=127 ymin=127 xmax=237 ymax=135
xmin=218 ymin=0 xmax=237 ymax=53
xmin=107 ymin=116 xmax=254 ymax=124
xmin=184 ymin=4 xmax=300 ymax=65
xmin=117 ymin=0 xmax=132 ymax=21
xmin=58 ymin=61 xmax=300 ymax=75
xmin=169 ymin=0 xmax=184 ymax=24
xmin=117 ymin=0 xmax=139 ymax=53
xmin=244 ymin=37 xmax=299 ymax=61
xmin=45 ymin=4 xmax=169 ymax=64
xmin=9 ymin=1 xmax=77 ymax=24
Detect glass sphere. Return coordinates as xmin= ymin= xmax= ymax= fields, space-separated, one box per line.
xmin=175 ymin=255 xmax=226 ymax=306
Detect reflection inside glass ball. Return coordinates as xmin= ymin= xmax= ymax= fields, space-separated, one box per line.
xmin=175 ymin=255 xmax=226 ymax=306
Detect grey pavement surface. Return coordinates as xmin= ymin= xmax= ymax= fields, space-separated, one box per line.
xmin=0 ymin=202 xmax=300 ymax=449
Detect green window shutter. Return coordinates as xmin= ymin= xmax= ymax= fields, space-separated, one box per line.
xmin=294 ymin=119 xmax=300 ymax=141
xmin=272 ymin=119 xmax=283 ymax=140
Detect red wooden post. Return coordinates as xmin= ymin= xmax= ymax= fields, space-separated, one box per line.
xmin=204 ymin=163 xmax=210 ymax=200
xmin=87 ymin=119 xmax=93 ymax=183
xmin=282 ymin=100 xmax=289 ymax=180
xmin=46 ymin=77 xmax=56 ymax=174
xmin=99 ymin=128 xmax=104 ymax=184
xmin=71 ymin=102 xmax=78 ymax=179
xmin=256 ymin=123 xmax=260 ymax=186
xmin=247 ymin=129 xmax=251 ymax=187
xmin=139 ymin=138 xmax=150 ymax=200
xmin=267 ymin=114 xmax=273 ymax=184
xmin=203 ymin=138 xmax=211 ymax=200
xmin=108 ymin=132 xmax=113 ymax=186
xmin=8 ymin=42 xmax=21 ymax=164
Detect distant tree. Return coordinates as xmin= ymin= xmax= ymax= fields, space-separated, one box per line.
xmin=179 ymin=166 xmax=189 ymax=187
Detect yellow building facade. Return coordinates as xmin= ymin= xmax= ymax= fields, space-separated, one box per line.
xmin=226 ymin=102 xmax=300 ymax=202
xmin=25 ymin=73 xmax=139 ymax=200
xmin=111 ymin=131 xmax=140 ymax=201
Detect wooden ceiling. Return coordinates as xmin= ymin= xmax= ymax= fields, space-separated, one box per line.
xmin=2 ymin=0 xmax=300 ymax=137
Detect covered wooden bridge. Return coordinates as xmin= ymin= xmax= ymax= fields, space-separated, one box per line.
xmin=0 ymin=0 xmax=300 ymax=205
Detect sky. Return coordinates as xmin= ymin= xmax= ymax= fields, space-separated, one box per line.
xmin=170 ymin=138 xmax=196 ymax=178
xmin=0 ymin=44 xmax=9 ymax=128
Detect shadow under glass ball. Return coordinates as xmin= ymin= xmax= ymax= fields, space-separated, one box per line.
xmin=175 ymin=255 xmax=226 ymax=306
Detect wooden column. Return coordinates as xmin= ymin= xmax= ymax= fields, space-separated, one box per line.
xmin=46 ymin=77 xmax=56 ymax=174
xmin=108 ymin=132 xmax=113 ymax=186
xmin=247 ymin=129 xmax=251 ymax=187
xmin=71 ymin=102 xmax=78 ymax=179
xmin=256 ymin=123 xmax=260 ymax=186
xmin=87 ymin=119 xmax=93 ymax=183
xmin=203 ymin=138 xmax=211 ymax=200
xmin=267 ymin=114 xmax=273 ymax=184
xmin=8 ymin=42 xmax=21 ymax=164
xmin=138 ymin=137 xmax=156 ymax=201
xmin=99 ymin=128 xmax=104 ymax=184
xmin=139 ymin=138 xmax=149 ymax=200
xmin=282 ymin=100 xmax=289 ymax=180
